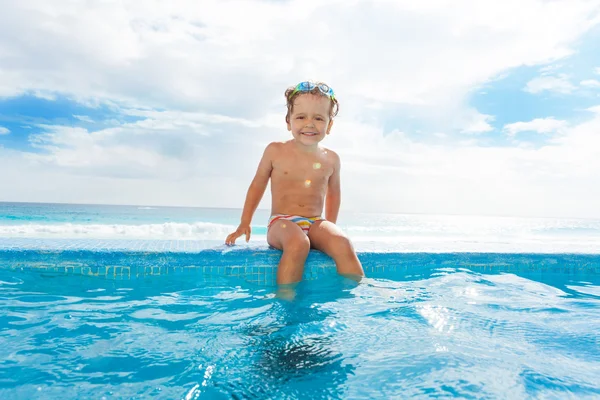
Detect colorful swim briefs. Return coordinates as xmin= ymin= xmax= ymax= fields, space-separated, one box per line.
xmin=267 ymin=214 xmax=324 ymax=235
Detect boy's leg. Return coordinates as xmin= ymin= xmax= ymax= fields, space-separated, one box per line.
xmin=267 ymin=220 xmax=311 ymax=285
xmin=308 ymin=220 xmax=365 ymax=278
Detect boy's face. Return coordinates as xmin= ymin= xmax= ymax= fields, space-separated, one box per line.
xmin=287 ymin=94 xmax=333 ymax=145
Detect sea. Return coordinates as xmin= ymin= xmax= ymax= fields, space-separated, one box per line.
xmin=1 ymin=201 xmax=600 ymax=253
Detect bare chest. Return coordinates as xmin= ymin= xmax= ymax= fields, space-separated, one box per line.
xmin=271 ymin=157 xmax=333 ymax=186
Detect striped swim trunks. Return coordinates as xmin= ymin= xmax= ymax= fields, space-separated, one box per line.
xmin=267 ymin=214 xmax=324 ymax=235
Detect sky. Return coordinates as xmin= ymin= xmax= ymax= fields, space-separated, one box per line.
xmin=1 ymin=0 xmax=600 ymax=218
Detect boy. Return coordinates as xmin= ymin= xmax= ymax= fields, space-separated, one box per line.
xmin=225 ymin=81 xmax=364 ymax=285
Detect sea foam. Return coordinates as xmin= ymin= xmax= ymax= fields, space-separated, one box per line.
xmin=0 ymin=222 xmax=235 ymax=240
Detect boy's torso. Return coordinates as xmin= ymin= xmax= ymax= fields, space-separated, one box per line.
xmin=269 ymin=141 xmax=335 ymax=218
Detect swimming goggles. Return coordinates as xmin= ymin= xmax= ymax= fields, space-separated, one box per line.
xmin=289 ymin=81 xmax=336 ymax=100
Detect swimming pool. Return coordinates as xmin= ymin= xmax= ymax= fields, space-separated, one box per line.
xmin=1 ymin=239 xmax=599 ymax=399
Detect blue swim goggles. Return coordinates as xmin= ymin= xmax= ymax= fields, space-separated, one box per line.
xmin=290 ymin=81 xmax=336 ymax=100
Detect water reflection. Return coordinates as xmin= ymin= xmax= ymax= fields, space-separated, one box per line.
xmin=231 ymin=278 xmax=358 ymax=399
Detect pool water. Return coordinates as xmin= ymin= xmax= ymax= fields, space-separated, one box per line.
xmin=1 ymin=253 xmax=599 ymax=399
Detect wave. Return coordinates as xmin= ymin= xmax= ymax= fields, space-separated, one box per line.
xmin=1 ymin=221 xmax=599 ymax=253
xmin=0 ymin=222 xmax=238 ymax=239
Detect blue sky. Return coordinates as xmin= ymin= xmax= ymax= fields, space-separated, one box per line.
xmin=1 ymin=0 xmax=600 ymax=218
xmin=472 ymin=25 xmax=600 ymax=136
xmin=0 ymin=95 xmax=144 ymax=151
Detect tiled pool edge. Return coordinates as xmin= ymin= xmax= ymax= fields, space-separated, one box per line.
xmin=2 ymin=237 xmax=600 ymax=254
xmin=2 ymin=247 xmax=600 ymax=286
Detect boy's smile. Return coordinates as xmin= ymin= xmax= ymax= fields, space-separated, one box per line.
xmin=287 ymin=94 xmax=333 ymax=146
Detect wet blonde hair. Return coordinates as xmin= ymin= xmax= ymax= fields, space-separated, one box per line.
xmin=284 ymin=81 xmax=339 ymax=123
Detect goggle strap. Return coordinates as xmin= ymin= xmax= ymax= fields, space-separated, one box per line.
xmin=289 ymin=82 xmax=335 ymax=100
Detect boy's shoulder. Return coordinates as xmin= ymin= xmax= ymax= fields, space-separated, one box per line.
xmin=320 ymin=146 xmax=340 ymax=162
xmin=263 ymin=140 xmax=287 ymax=154
xmin=320 ymin=145 xmax=338 ymax=155
xmin=265 ymin=140 xmax=287 ymax=148
xmin=261 ymin=141 xmax=288 ymax=161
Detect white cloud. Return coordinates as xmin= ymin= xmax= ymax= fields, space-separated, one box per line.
xmin=524 ymin=74 xmax=576 ymax=94
xmin=73 ymin=115 xmax=94 ymax=123
xmin=461 ymin=111 xmax=495 ymax=134
xmin=0 ymin=127 xmax=10 ymax=135
xmin=539 ymin=64 xmax=564 ymax=73
xmin=580 ymin=79 xmax=600 ymax=88
xmin=2 ymin=0 xmax=600 ymax=218
xmin=503 ymin=117 xmax=568 ymax=137
xmin=595 ymin=67 xmax=600 ymax=75
xmin=32 ymin=90 xmax=57 ymax=101
xmin=0 ymin=0 xmax=598 ymax=112
xmin=342 ymin=113 xmax=600 ymax=218
xmin=25 ymin=109 xmax=271 ymax=180
xmin=3 ymin=110 xmax=600 ymax=218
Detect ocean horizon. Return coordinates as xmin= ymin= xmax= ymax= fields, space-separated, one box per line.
xmin=1 ymin=201 xmax=600 ymax=254
xmin=4 ymin=200 xmax=600 ymax=220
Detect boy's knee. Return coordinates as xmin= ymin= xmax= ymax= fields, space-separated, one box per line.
xmin=332 ymin=236 xmax=355 ymax=255
xmin=284 ymin=235 xmax=311 ymax=255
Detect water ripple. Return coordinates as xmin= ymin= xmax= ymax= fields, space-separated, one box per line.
xmin=0 ymin=265 xmax=599 ymax=399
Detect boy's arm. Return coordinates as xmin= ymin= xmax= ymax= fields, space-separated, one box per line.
xmin=240 ymin=143 xmax=276 ymax=225
xmin=325 ymin=152 xmax=341 ymax=224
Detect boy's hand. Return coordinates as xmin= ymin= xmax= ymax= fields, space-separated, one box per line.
xmin=225 ymin=224 xmax=251 ymax=246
